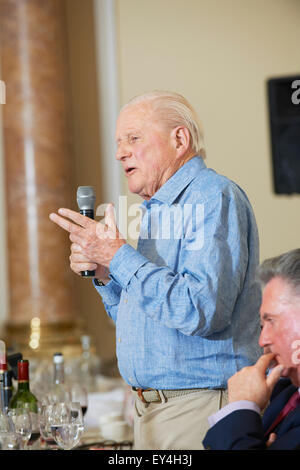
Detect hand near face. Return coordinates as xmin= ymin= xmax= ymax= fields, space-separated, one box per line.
xmin=228 ymin=353 xmax=284 ymax=410
xmin=49 ymin=204 xmax=126 ymax=281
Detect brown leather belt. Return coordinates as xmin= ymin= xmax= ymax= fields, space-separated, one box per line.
xmin=131 ymin=387 xmax=217 ymax=404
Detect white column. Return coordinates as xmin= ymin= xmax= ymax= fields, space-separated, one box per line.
xmin=93 ymin=0 xmax=122 ymax=207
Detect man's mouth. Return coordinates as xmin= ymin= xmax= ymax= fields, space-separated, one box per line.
xmin=263 ymin=349 xmax=280 ymax=369
xmin=125 ymin=167 xmax=136 ymax=176
xmin=269 ymin=357 xmax=279 ymax=369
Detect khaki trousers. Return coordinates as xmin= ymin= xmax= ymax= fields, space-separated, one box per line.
xmin=133 ymin=388 xmax=228 ymax=450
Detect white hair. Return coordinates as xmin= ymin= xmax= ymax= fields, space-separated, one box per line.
xmin=121 ymin=90 xmax=206 ymax=158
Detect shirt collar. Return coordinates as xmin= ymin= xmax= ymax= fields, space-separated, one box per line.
xmin=142 ymin=156 xmax=207 ymax=208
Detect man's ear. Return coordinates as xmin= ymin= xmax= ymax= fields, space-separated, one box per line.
xmin=171 ymin=126 xmax=190 ymax=156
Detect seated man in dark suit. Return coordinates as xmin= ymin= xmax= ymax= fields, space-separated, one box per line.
xmin=203 ymin=248 xmax=300 ymax=450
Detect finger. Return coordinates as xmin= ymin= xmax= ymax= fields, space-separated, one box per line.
xmin=255 ymin=353 xmax=277 ymax=372
xmin=266 ymin=433 xmax=277 ymax=447
xmin=69 ymin=232 xmax=84 ymax=245
xmin=105 ymin=204 xmax=116 ymax=230
xmin=70 ymin=253 xmax=89 ymax=263
xmin=57 ymin=208 xmax=94 ymax=229
xmin=71 ymin=243 xmax=82 ymax=253
xmin=71 ymin=262 xmax=97 ymax=274
xmin=266 ymin=364 xmax=284 ymax=390
xmin=49 ymin=213 xmax=82 ymax=235
xmin=70 ymin=253 xmax=96 ymax=264
xmin=96 ymin=219 xmax=106 ymax=238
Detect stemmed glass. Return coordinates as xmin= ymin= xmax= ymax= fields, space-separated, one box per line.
xmin=50 ymin=402 xmax=84 ymax=450
xmin=0 ymin=411 xmax=19 ymax=450
xmin=39 ymin=404 xmax=58 ymax=449
xmin=11 ymin=409 xmax=32 ymax=450
xmin=70 ymin=383 xmax=88 ymax=417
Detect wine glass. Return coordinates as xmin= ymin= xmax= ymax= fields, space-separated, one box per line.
xmin=0 ymin=431 xmax=19 ymax=450
xmin=0 ymin=410 xmax=13 ymax=434
xmin=50 ymin=402 xmax=84 ymax=450
xmin=28 ymin=407 xmax=40 ymax=448
xmin=39 ymin=404 xmax=58 ymax=449
xmin=70 ymin=383 xmax=88 ymax=417
xmin=11 ymin=409 xmax=32 ymax=450
xmin=0 ymin=411 xmax=19 ymax=450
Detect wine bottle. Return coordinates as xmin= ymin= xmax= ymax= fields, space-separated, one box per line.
xmin=0 ymin=339 xmax=7 ymax=381
xmin=0 ymin=370 xmax=13 ymax=412
xmin=9 ymin=360 xmax=37 ymax=411
xmin=79 ymin=335 xmax=100 ymax=392
xmin=9 ymin=359 xmax=40 ymax=445
xmin=46 ymin=353 xmax=71 ymax=404
xmin=0 ymin=341 xmax=8 ymax=413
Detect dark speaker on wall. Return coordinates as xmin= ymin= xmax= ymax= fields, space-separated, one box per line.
xmin=267 ymin=75 xmax=300 ymax=194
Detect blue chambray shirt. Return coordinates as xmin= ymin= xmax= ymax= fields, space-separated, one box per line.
xmin=94 ymin=156 xmax=262 ymax=389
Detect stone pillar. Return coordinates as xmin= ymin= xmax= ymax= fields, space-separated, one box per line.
xmin=0 ymin=0 xmax=81 ymax=357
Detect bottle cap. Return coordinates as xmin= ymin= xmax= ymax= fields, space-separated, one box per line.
xmin=0 ymin=361 xmax=7 ymax=372
xmin=53 ymin=353 xmax=64 ymax=364
xmin=18 ymin=360 xmax=29 ymax=381
xmin=0 ymin=340 xmax=7 ymax=371
xmin=81 ymin=335 xmax=91 ymax=349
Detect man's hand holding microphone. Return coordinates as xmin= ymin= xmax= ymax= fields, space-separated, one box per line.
xmin=49 ymin=187 xmax=126 ymax=285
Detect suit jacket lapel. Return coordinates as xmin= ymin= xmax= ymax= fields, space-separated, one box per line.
xmin=275 ymin=402 xmax=300 ymax=437
xmin=262 ymin=381 xmax=298 ymax=432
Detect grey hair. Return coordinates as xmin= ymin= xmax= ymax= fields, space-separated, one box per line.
xmin=257 ymin=248 xmax=300 ymax=297
xmin=121 ymin=90 xmax=206 ymax=158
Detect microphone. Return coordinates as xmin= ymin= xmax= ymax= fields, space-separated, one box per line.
xmin=76 ymin=186 xmax=96 ymax=278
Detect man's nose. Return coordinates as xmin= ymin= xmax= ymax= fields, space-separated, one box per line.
xmin=116 ymin=143 xmax=132 ymax=161
xmin=259 ymin=325 xmax=271 ymax=349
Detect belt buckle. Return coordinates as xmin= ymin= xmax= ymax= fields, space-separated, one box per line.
xmin=137 ymin=388 xmax=148 ymax=403
xmin=135 ymin=388 xmax=162 ymax=404
xmin=153 ymin=390 xmax=162 ymax=403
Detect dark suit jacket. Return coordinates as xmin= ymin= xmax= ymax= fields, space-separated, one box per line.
xmin=202 ymin=379 xmax=300 ymax=450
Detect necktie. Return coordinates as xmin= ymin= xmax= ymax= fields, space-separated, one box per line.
xmin=265 ymin=390 xmax=300 ymax=437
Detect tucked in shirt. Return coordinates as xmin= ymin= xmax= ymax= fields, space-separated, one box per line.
xmin=94 ymin=156 xmax=262 ymax=389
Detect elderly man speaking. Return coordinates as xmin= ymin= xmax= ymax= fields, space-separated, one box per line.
xmin=49 ymin=90 xmax=261 ymax=449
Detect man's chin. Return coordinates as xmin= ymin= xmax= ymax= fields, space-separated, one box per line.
xmin=265 ymin=352 xmax=298 ymax=382
xmin=280 ymin=367 xmax=291 ymax=378
xmin=287 ymin=368 xmax=300 ymax=387
xmin=276 ymin=365 xmax=299 ymax=386
xmin=268 ymin=357 xmax=290 ymax=378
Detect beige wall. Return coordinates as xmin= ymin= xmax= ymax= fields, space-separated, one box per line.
xmin=115 ymin=0 xmax=300 ymax=260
